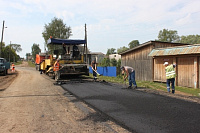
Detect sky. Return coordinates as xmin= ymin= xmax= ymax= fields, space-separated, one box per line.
xmin=0 ymin=0 xmax=200 ymax=58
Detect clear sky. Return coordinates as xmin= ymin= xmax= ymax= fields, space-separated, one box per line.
xmin=1 ymin=0 xmax=200 ymax=58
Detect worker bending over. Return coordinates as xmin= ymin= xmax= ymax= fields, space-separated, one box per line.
xmin=121 ymin=66 xmax=137 ymax=89
xmin=164 ymin=62 xmax=176 ymax=94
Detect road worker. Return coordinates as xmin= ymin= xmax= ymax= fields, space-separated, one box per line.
xmin=11 ymin=63 xmax=15 ymax=72
xmin=91 ymin=59 xmax=97 ymax=81
xmin=121 ymin=66 xmax=137 ymax=89
xmin=164 ymin=62 xmax=176 ymax=94
xmin=53 ymin=58 xmax=60 ymax=72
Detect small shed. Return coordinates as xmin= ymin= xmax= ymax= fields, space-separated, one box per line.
xmin=120 ymin=41 xmax=189 ymax=81
xmin=149 ymin=44 xmax=200 ymax=88
xmin=109 ymin=54 xmax=121 ymax=61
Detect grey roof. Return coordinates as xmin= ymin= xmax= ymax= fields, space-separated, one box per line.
xmin=149 ymin=44 xmax=200 ymax=56
xmin=90 ymin=52 xmax=105 ymax=55
xmin=119 ymin=40 xmax=190 ymax=55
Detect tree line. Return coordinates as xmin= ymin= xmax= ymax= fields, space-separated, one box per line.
xmin=115 ymin=29 xmax=200 ymax=55
xmin=1 ymin=42 xmax=22 ymax=62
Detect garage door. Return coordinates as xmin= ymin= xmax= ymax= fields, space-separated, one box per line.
xmin=177 ymin=57 xmax=194 ymax=88
xmin=154 ymin=57 xmax=173 ymax=82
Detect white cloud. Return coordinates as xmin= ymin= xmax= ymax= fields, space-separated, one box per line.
xmin=0 ymin=0 xmax=200 ymax=57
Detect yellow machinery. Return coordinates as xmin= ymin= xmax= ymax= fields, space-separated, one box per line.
xmin=41 ymin=38 xmax=89 ymax=81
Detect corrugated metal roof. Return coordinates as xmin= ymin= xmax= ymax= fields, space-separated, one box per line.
xmin=149 ymin=44 xmax=200 ymax=56
xmin=119 ymin=40 xmax=189 ymax=55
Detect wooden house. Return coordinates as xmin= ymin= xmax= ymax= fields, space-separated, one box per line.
xmin=149 ymin=44 xmax=200 ymax=88
xmin=120 ymin=41 xmax=189 ymax=81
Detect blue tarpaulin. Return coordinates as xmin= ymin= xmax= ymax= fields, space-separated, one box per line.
xmin=89 ymin=66 xmax=116 ymax=77
xmin=47 ymin=38 xmax=86 ymax=45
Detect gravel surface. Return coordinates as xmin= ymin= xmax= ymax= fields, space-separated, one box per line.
xmin=0 ymin=62 xmax=130 ymax=133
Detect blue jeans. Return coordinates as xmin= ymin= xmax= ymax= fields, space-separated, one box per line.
xmin=167 ymin=78 xmax=175 ymax=93
xmin=128 ymin=71 xmax=137 ymax=87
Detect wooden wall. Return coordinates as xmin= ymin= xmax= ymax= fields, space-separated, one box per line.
xmin=121 ymin=45 xmax=153 ymax=81
xmin=199 ymin=57 xmax=200 ymax=88
xmin=154 ymin=42 xmax=186 ymax=48
xmin=177 ymin=57 xmax=194 ymax=87
xmin=153 ymin=57 xmax=173 ymax=82
xmin=121 ymin=41 xmax=188 ymax=82
xmin=153 ymin=56 xmax=199 ymax=88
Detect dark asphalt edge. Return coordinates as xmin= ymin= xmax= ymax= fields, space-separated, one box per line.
xmin=61 ymin=88 xmax=124 ymax=133
xmin=135 ymin=87 xmax=200 ymax=104
xmin=60 ymin=84 xmax=136 ymax=133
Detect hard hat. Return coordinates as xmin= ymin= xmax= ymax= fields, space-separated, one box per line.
xmin=163 ymin=62 xmax=168 ymax=65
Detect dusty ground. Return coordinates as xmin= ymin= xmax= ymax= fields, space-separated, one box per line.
xmin=0 ymin=62 xmax=130 ymax=133
xmin=0 ymin=70 xmax=18 ymax=91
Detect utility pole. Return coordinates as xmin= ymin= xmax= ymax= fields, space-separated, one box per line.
xmin=9 ymin=41 xmax=11 ymax=62
xmin=0 ymin=20 xmax=5 ymax=57
xmin=85 ymin=23 xmax=88 ymax=64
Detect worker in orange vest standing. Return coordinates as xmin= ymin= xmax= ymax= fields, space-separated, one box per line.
xmin=53 ymin=58 xmax=60 ymax=72
xmin=11 ymin=63 xmax=15 ymax=72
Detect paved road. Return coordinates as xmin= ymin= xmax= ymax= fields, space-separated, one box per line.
xmin=62 ymin=81 xmax=200 ymax=133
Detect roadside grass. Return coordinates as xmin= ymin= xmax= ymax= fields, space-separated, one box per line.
xmin=15 ymin=61 xmax=22 ymax=65
xmin=28 ymin=61 xmax=35 ymax=67
xmin=90 ymin=74 xmax=200 ymax=97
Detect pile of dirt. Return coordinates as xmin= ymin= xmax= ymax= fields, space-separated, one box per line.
xmin=0 ymin=70 xmax=18 ymax=91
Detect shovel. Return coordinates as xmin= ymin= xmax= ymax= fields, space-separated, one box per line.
xmin=91 ymin=67 xmax=102 ymax=76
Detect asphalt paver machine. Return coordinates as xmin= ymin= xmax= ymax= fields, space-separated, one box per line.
xmin=42 ymin=37 xmax=89 ymax=81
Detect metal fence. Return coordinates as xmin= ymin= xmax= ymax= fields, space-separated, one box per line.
xmin=89 ymin=66 xmax=118 ymax=77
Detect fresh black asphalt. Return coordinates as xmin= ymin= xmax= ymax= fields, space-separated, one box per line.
xmin=62 ymin=81 xmax=200 ymax=133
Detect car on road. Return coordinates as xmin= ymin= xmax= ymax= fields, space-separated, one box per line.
xmin=0 ymin=58 xmax=10 ymax=76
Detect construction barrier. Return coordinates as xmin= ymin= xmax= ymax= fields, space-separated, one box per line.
xmin=89 ymin=66 xmax=117 ymax=77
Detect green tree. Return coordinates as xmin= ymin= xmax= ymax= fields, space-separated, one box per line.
xmin=117 ymin=59 xmax=121 ymax=67
xmin=117 ymin=46 xmax=129 ymax=54
xmin=42 ymin=17 xmax=72 ymax=53
xmin=106 ymin=48 xmax=116 ymax=56
xmin=26 ymin=53 xmax=31 ymax=61
xmin=11 ymin=44 xmax=22 ymax=53
xmin=100 ymin=58 xmax=110 ymax=67
xmin=128 ymin=40 xmax=139 ymax=49
xmin=179 ymin=35 xmax=200 ymax=44
xmin=2 ymin=45 xmax=19 ymax=62
xmin=110 ymin=58 xmax=117 ymax=66
xmin=42 ymin=17 xmax=72 ymax=42
xmin=1 ymin=42 xmax=21 ymax=62
xmin=31 ymin=44 xmax=41 ymax=61
xmin=157 ymin=29 xmax=180 ymax=42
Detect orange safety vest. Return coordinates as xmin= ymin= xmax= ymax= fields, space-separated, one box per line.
xmin=53 ymin=62 xmax=60 ymax=71
xmin=12 ymin=64 xmax=15 ymax=70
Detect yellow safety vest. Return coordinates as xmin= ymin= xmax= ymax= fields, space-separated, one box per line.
xmin=165 ymin=65 xmax=176 ymax=79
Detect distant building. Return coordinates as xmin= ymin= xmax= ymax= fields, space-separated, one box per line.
xmin=88 ymin=52 xmax=106 ymax=64
xmin=109 ymin=54 xmax=121 ymax=61
xmin=26 ymin=53 xmax=32 ymax=61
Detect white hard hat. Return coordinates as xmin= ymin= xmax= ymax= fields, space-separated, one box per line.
xmin=163 ymin=62 xmax=168 ymax=65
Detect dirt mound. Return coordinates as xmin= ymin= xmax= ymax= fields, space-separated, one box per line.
xmin=0 ymin=70 xmax=18 ymax=91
